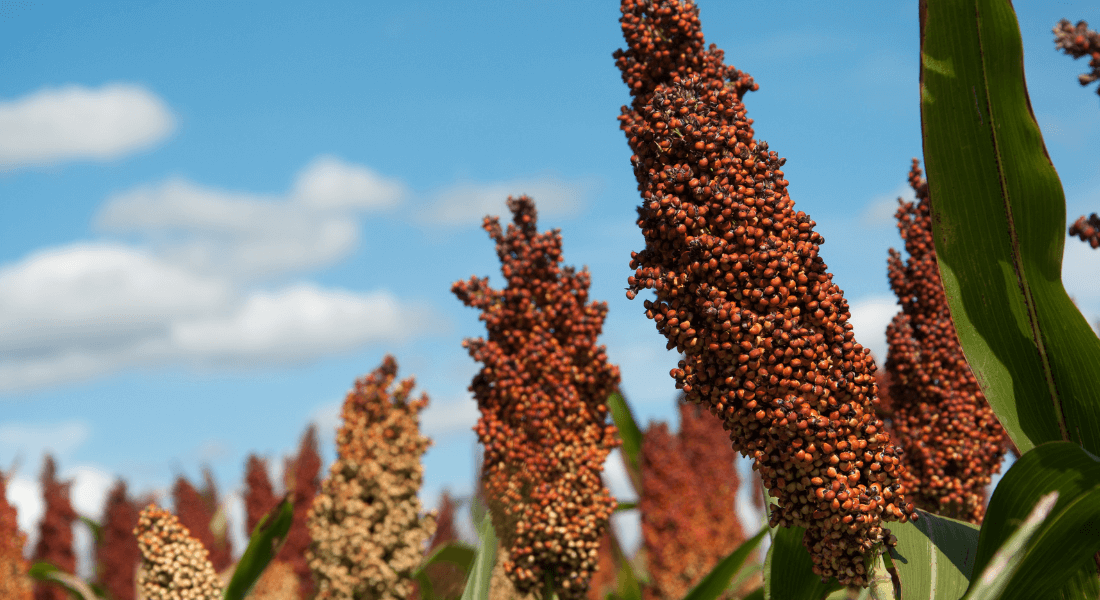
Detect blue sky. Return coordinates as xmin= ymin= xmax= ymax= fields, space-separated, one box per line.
xmin=2 ymin=0 xmax=1098 ymax=573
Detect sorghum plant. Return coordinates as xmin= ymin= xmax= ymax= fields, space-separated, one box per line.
xmin=245 ymin=560 xmax=300 ymax=600
xmin=244 ymin=455 xmax=279 ymax=535
xmin=281 ymin=426 xmax=322 ymax=599
xmin=884 ymin=160 xmax=1009 ymax=523
xmin=639 ymin=398 xmax=743 ymax=600
xmin=1 ymin=470 xmax=33 ymax=600
xmin=1069 ymin=213 xmax=1100 ymax=249
xmin=33 ymin=455 xmax=77 ymax=600
xmin=307 ymin=355 xmax=436 ymax=600
xmin=1054 ymin=19 xmax=1100 ymax=97
xmin=172 ymin=473 xmax=232 ymax=572
xmin=97 ymin=480 xmax=141 ymax=600
xmin=452 ymin=195 xmax=621 ymax=600
xmin=134 ymin=504 xmax=225 ymax=600
xmin=614 ymin=0 xmax=914 ymax=585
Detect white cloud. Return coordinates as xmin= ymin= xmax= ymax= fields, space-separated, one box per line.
xmin=292 ymin=155 xmax=407 ymax=210
xmin=0 ymin=83 xmax=174 ymax=170
xmin=420 ymin=394 xmax=480 ymax=438
xmin=0 ymin=245 xmax=435 ymax=393
xmin=847 ymin=295 xmax=898 ymax=364
xmin=171 ymin=284 xmax=422 ymax=363
xmin=420 ymin=175 xmax=596 ymax=225
xmin=861 ymin=181 xmax=915 ymax=227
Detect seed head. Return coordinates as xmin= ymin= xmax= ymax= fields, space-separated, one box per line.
xmin=1069 ymin=213 xmax=1100 ymax=249
xmin=452 ymin=196 xmax=621 ymax=600
xmin=134 ymin=504 xmax=225 ymax=600
xmin=1054 ymin=19 xmax=1100 ymax=95
xmin=307 ymin=356 xmax=436 ymax=600
xmin=0 ymin=471 xmax=33 ymax=600
xmin=614 ymin=0 xmax=914 ymax=585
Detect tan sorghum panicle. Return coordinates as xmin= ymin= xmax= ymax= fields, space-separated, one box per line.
xmin=307 ymin=356 xmax=436 ymax=600
xmin=639 ymin=398 xmax=743 ymax=600
xmin=452 ymin=196 xmax=621 ymax=600
xmin=1 ymin=470 xmax=34 ymax=600
xmin=171 ymin=474 xmax=232 ymax=572
xmin=1069 ymin=213 xmax=1100 ymax=249
xmin=885 ymin=160 xmax=1009 ymax=523
xmin=489 ymin=548 xmax=537 ymax=600
xmin=614 ymin=0 xmax=914 ymax=585
xmin=245 ymin=560 xmax=300 ymax=600
xmin=1054 ymin=19 xmax=1100 ymax=96
xmin=134 ymin=504 xmax=225 ymax=600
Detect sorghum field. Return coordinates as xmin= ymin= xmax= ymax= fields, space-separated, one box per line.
xmin=3 ymin=1 xmax=1100 ymax=600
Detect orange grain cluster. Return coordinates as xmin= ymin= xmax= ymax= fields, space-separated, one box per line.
xmin=884 ymin=160 xmax=1008 ymax=523
xmin=134 ymin=504 xmax=225 ymax=600
xmin=1 ymin=471 xmax=33 ymax=600
xmin=307 ymin=356 xmax=436 ymax=600
xmin=1069 ymin=213 xmax=1100 ymax=249
xmin=452 ymin=196 xmax=621 ymax=600
xmin=1054 ymin=19 xmax=1100 ymax=96
xmin=613 ymin=0 xmax=913 ymax=585
xmin=640 ymin=398 xmax=743 ymax=600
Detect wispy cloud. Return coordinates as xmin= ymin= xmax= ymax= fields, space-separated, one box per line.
xmin=847 ymin=295 xmax=898 ymax=364
xmin=419 ymin=175 xmax=597 ymax=226
xmin=0 ymin=83 xmax=174 ymax=171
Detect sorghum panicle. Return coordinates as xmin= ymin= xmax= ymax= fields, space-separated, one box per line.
xmin=33 ymin=456 xmax=77 ymax=600
xmin=97 ymin=480 xmax=141 ymax=600
xmin=614 ymin=0 xmax=914 ymax=585
xmin=171 ymin=474 xmax=232 ymax=572
xmin=1054 ymin=19 xmax=1100 ymax=95
xmin=281 ymin=426 xmax=322 ymax=600
xmin=452 ymin=196 xmax=621 ymax=600
xmin=885 ymin=160 xmax=1009 ymax=523
xmin=134 ymin=504 xmax=225 ymax=600
xmin=640 ymin=398 xmax=743 ymax=600
xmin=1 ymin=471 xmax=33 ymax=600
xmin=1069 ymin=213 xmax=1100 ymax=249
xmin=245 ymin=560 xmax=300 ymax=600
xmin=244 ymin=455 xmax=279 ymax=535
xmin=307 ymin=356 xmax=436 ymax=600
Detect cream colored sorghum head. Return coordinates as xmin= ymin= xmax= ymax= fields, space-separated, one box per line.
xmin=245 ymin=559 xmax=300 ymax=600
xmin=134 ymin=504 xmax=225 ymax=600
xmin=307 ymin=355 xmax=436 ymax=600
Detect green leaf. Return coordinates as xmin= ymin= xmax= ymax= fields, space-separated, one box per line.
xmin=223 ymin=495 xmax=294 ymax=600
xmin=461 ymin=510 xmax=498 ymax=600
xmin=921 ymin=0 xmax=1100 ymax=455
xmin=742 ymin=587 xmax=765 ymax=600
xmin=78 ymin=515 xmax=102 ymax=544
xmin=28 ymin=561 xmax=100 ymax=600
xmin=965 ymin=442 xmax=1100 ymax=599
xmin=763 ymin=521 xmax=843 ymax=600
xmin=964 ymin=491 xmax=1058 ymax=600
xmin=681 ymin=527 xmax=767 ymax=600
xmin=607 ymin=391 xmax=643 ymax=494
xmin=413 ymin=540 xmax=479 ymax=600
xmin=614 ymin=501 xmax=637 ymax=512
xmin=886 ymin=510 xmax=979 ymax=600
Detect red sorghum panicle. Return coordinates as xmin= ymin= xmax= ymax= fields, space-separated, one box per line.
xmin=281 ymin=426 xmax=322 ymax=600
xmin=885 ymin=160 xmax=1009 ymax=523
xmin=1054 ymin=19 xmax=1100 ymax=96
xmin=244 ymin=455 xmax=279 ymax=535
xmin=1 ymin=470 xmax=34 ymax=600
xmin=640 ymin=398 xmax=743 ymax=600
xmin=134 ymin=504 xmax=224 ymax=600
xmin=97 ymin=480 xmax=141 ymax=600
xmin=171 ymin=474 xmax=232 ymax=572
xmin=1069 ymin=213 xmax=1100 ymax=249
xmin=614 ymin=0 xmax=914 ymax=585
xmin=452 ymin=196 xmax=621 ymax=600
xmin=307 ymin=356 xmax=436 ymax=600
xmin=33 ymin=456 xmax=77 ymax=600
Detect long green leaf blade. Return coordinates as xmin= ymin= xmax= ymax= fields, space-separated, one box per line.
xmin=887 ymin=510 xmax=980 ymax=599
xmin=966 ymin=442 xmax=1100 ymax=599
xmin=680 ymin=527 xmax=766 ymax=600
xmin=461 ymin=510 xmax=498 ymax=600
xmin=607 ymin=391 xmax=643 ymax=494
xmin=964 ymin=492 xmax=1058 ymax=600
xmin=223 ymin=495 xmax=294 ymax=600
xmin=920 ymin=0 xmax=1100 ymax=454
xmin=763 ymin=523 xmax=842 ymax=600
